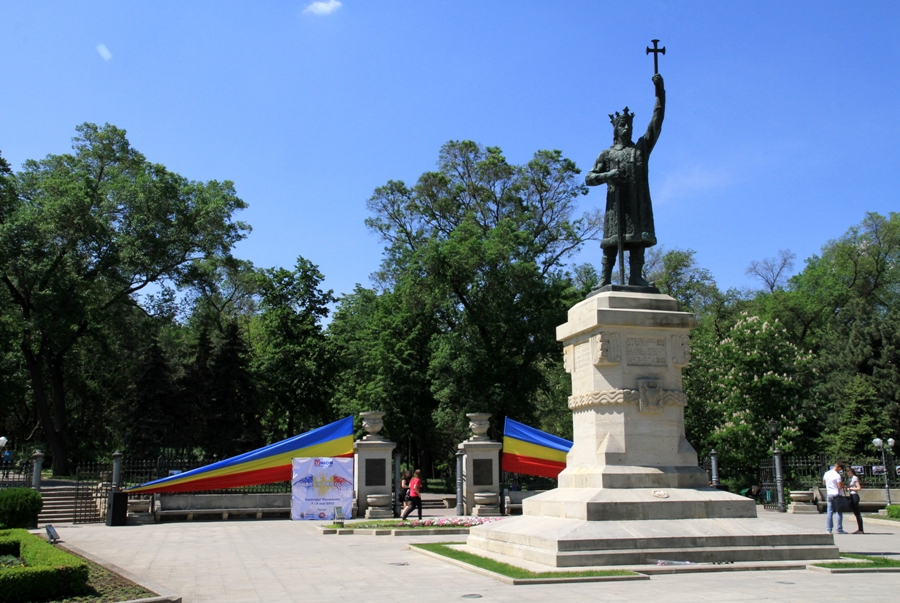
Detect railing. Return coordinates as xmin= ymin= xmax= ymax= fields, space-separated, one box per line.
xmin=74 ymin=462 xmax=112 ymax=523
xmin=144 ymin=457 xmax=291 ymax=494
xmin=0 ymin=460 xmax=34 ymax=490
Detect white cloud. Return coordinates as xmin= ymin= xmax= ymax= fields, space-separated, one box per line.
xmin=96 ymin=44 xmax=112 ymax=61
xmin=303 ymin=0 xmax=342 ymax=15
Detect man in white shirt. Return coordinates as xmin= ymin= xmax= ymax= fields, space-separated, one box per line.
xmin=823 ymin=461 xmax=846 ymax=534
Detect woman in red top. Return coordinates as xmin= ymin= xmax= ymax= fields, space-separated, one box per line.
xmin=400 ymin=469 xmax=423 ymax=520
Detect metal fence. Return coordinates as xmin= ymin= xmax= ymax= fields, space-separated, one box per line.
xmin=0 ymin=459 xmax=33 ymax=490
xmin=74 ymin=462 xmax=112 ymax=523
xmin=148 ymin=456 xmax=291 ymax=494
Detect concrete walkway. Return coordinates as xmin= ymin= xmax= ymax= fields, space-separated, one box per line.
xmin=51 ymin=510 xmax=900 ymax=603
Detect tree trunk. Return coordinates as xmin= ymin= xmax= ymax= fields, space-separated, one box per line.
xmin=21 ymin=345 xmax=71 ymax=475
xmin=47 ymin=352 xmax=72 ymax=475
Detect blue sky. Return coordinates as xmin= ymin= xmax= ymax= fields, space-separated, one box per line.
xmin=2 ymin=2 xmax=898 ymax=300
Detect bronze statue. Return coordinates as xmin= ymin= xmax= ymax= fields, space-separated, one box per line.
xmin=586 ymin=72 xmax=665 ymax=288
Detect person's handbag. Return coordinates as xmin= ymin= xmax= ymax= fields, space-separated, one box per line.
xmin=832 ymin=494 xmax=852 ymax=512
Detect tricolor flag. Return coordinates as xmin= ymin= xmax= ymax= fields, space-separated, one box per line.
xmin=127 ymin=416 xmax=354 ymax=494
xmin=501 ymin=417 xmax=572 ymax=479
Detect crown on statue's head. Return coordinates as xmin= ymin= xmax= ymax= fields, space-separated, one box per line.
xmin=609 ymin=107 xmax=634 ymax=127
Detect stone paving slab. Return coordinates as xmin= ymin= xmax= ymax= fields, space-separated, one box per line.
xmin=50 ymin=510 xmax=900 ymax=603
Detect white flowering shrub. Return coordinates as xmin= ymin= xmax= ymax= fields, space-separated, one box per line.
xmin=685 ymin=313 xmax=814 ymax=471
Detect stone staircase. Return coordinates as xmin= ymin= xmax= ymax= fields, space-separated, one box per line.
xmin=37 ymin=487 xmax=77 ymax=525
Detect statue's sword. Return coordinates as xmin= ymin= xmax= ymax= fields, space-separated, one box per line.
xmin=616 ymin=177 xmax=625 ymax=286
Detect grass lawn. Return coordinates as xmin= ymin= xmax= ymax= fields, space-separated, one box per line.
xmin=412 ymin=542 xmax=637 ymax=580
xmin=814 ymin=553 xmax=900 ymax=570
xmin=864 ymin=513 xmax=900 ymax=522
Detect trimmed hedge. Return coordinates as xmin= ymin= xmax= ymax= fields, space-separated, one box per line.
xmin=888 ymin=505 xmax=900 ymax=519
xmin=0 ymin=529 xmax=89 ymax=603
xmin=0 ymin=488 xmax=43 ymax=528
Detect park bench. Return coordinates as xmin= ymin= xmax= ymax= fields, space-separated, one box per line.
xmin=814 ymin=487 xmax=899 ymax=513
xmin=154 ymin=492 xmax=290 ymax=522
xmin=504 ymin=490 xmax=547 ymax=515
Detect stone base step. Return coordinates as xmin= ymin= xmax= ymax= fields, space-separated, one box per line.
xmin=468 ymin=515 xmax=840 ymax=568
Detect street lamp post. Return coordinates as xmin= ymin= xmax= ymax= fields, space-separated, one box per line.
xmin=768 ymin=420 xmax=778 ymax=451
xmin=872 ymin=437 xmax=895 ymax=506
xmin=455 ymin=449 xmax=465 ymax=516
xmin=774 ymin=448 xmax=786 ymax=512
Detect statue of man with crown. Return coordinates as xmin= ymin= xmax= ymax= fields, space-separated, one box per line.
xmin=586 ymin=73 xmax=665 ymax=288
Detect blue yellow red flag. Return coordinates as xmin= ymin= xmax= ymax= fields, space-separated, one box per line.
xmin=502 ymin=417 xmax=571 ymax=479
xmin=127 ymin=416 xmax=354 ymax=494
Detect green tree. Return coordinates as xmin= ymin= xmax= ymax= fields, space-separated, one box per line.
xmin=684 ymin=313 xmax=814 ymax=474
xmin=0 ymin=124 xmax=248 ymax=473
xmin=124 ymin=339 xmax=181 ymax=458
xmin=365 ymin=141 xmax=600 ymax=451
xmin=645 ymin=247 xmax=721 ymax=313
xmin=204 ymin=322 xmax=260 ymax=459
xmin=328 ymin=285 xmax=445 ymax=475
xmin=821 ymin=375 xmax=888 ymax=458
xmin=254 ymin=257 xmax=335 ymax=441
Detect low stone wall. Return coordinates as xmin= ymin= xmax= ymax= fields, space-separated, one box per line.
xmin=814 ymin=488 xmax=900 ymax=512
xmin=159 ymin=493 xmax=289 ymax=510
xmin=155 ymin=493 xmax=290 ymax=521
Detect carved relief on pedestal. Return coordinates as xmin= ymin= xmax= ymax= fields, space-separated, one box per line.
xmin=670 ymin=334 xmax=691 ymax=366
xmin=591 ymin=332 xmax=621 ymax=365
xmin=568 ymin=388 xmax=687 ymax=410
xmin=637 ymin=378 xmax=663 ymax=413
xmin=563 ymin=345 xmax=575 ymax=374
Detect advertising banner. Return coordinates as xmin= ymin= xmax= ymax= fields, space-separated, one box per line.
xmin=291 ymin=457 xmax=354 ymax=521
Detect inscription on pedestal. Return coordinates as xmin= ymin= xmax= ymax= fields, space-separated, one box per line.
xmin=365 ymin=458 xmax=386 ymax=487
xmin=473 ymin=459 xmax=493 ymax=486
xmin=574 ymin=342 xmax=591 ymax=371
xmin=626 ymin=337 xmax=667 ymax=366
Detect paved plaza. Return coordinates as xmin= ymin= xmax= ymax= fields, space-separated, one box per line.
xmin=48 ymin=510 xmax=900 ymax=603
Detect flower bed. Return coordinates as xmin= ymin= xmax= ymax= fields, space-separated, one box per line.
xmin=330 ymin=517 xmax=504 ymax=530
xmin=398 ymin=517 xmax=503 ymax=529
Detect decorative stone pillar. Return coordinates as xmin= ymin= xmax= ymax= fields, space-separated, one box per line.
xmin=31 ymin=450 xmax=44 ymax=491
xmin=112 ymin=450 xmax=123 ymax=490
xmin=354 ymin=411 xmax=396 ymax=519
xmin=458 ymin=413 xmax=502 ymax=516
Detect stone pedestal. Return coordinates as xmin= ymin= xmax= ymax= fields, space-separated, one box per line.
xmin=353 ymin=412 xmax=396 ymax=519
xmin=788 ymin=490 xmax=818 ymax=514
xmin=459 ymin=413 xmax=502 ymax=516
xmin=468 ymin=291 xmax=838 ymax=567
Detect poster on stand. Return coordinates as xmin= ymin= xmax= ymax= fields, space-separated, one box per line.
xmin=291 ymin=457 xmax=354 ymax=521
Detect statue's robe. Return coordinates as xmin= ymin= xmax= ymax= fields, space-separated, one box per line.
xmin=586 ymin=88 xmax=665 ymax=250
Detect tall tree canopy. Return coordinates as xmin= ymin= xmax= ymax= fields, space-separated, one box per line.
xmin=0 ymin=124 xmax=248 ymax=473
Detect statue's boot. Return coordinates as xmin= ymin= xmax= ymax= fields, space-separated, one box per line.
xmin=598 ymin=250 xmax=616 ymax=287
xmin=628 ymin=247 xmax=651 ymax=287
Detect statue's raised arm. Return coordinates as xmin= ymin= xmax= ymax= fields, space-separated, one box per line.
xmin=640 ymin=74 xmax=665 ymax=155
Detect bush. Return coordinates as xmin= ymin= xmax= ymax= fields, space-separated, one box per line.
xmin=887 ymin=505 xmax=900 ymax=519
xmin=0 ymin=529 xmax=89 ymax=603
xmin=0 ymin=488 xmax=42 ymax=528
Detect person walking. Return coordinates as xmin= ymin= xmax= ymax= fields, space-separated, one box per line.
xmin=845 ymin=466 xmax=864 ymax=534
xmin=823 ymin=461 xmax=847 ymax=534
xmin=397 ymin=470 xmax=411 ymax=517
xmin=400 ymin=469 xmax=423 ymax=521
xmin=1 ymin=443 xmax=12 ymax=479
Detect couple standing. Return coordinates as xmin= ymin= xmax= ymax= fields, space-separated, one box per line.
xmin=823 ymin=461 xmax=864 ymax=534
xmin=398 ymin=469 xmax=423 ymax=521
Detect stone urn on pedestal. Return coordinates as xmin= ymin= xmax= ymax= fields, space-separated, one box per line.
xmin=354 ymin=411 xmax=396 ymax=519
xmin=458 ymin=413 xmax=502 ymax=516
